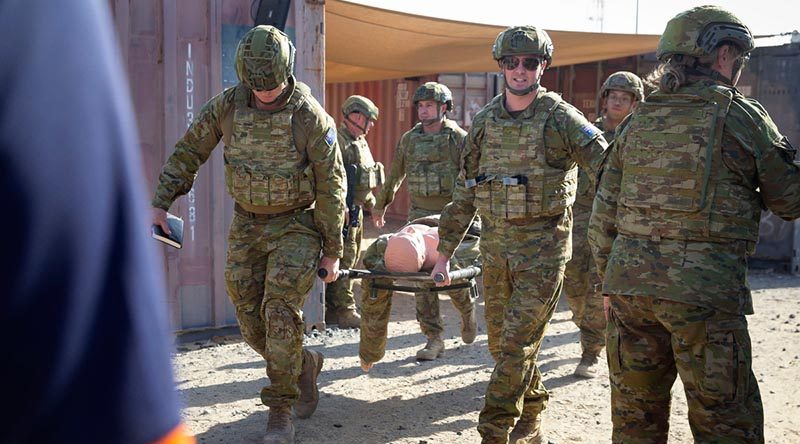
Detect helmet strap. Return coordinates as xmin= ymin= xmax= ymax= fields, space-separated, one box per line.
xmin=345 ymin=114 xmax=368 ymax=135
xmin=421 ymin=106 xmax=445 ymax=127
xmin=507 ymin=83 xmax=539 ymax=96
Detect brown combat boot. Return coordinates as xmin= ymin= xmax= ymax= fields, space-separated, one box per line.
xmin=508 ymin=407 xmax=544 ymax=444
xmin=461 ymin=305 xmax=477 ymax=344
xmin=573 ymin=351 xmax=600 ymax=379
xmin=333 ymin=307 xmax=361 ymax=329
xmin=294 ymin=349 xmax=324 ymax=419
xmin=263 ymin=406 xmax=294 ymax=444
xmin=415 ymin=335 xmax=445 ymax=361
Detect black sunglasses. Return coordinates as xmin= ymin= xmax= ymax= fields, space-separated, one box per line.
xmin=500 ymin=56 xmax=543 ymax=71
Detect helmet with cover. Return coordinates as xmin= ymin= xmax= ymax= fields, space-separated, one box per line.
xmin=235 ymin=25 xmax=295 ymax=90
xmin=657 ymin=6 xmax=754 ymax=61
xmin=342 ymin=95 xmax=379 ymax=121
xmin=600 ymin=71 xmax=644 ymax=102
xmin=413 ymin=82 xmax=454 ymax=112
xmin=492 ymin=26 xmax=554 ymax=63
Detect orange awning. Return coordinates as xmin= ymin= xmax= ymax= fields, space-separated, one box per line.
xmin=326 ymin=0 xmax=660 ymax=83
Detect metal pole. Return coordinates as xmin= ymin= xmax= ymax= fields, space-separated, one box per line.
xmin=635 ymin=0 xmax=639 ymax=34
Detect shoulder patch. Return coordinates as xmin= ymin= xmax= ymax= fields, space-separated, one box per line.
xmin=324 ymin=127 xmax=336 ymax=147
xmin=580 ymin=124 xmax=601 ymax=138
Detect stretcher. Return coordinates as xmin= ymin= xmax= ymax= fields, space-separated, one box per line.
xmin=317 ymin=266 xmax=482 ymax=299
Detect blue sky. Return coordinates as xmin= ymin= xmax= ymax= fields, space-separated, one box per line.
xmin=349 ymin=0 xmax=798 ymax=47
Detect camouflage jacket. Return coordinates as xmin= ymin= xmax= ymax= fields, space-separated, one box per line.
xmin=438 ymin=88 xmax=608 ymax=264
xmin=589 ymin=79 xmax=800 ymax=314
xmin=152 ymin=79 xmax=347 ymax=258
xmin=375 ymin=118 xmax=467 ymax=214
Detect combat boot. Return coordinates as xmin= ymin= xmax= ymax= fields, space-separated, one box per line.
xmin=415 ymin=335 xmax=445 ymax=361
xmin=294 ymin=349 xmax=324 ymax=419
xmin=334 ymin=307 xmax=361 ymax=329
xmin=461 ymin=305 xmax=477 ymax=344
xmin=263 ymin=406 xmax=294 ymax=444
xmin=573 ymin=351 xmax=600 ymax=379
xmin=508 ymin=408 xmax=544 ymax=444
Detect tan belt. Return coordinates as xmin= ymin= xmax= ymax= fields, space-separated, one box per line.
xmin=234 ymin=203 xmax=304 ymax=220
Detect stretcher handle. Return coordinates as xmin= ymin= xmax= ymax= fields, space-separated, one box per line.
xmin=317 ymin=268 xmax=355 ymax=280
xmin=433 ymin=266 xmax=482 ymax=283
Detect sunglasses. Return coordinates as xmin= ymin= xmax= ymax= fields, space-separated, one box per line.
xmin=500 ymin=56 xmax=543 ymax=71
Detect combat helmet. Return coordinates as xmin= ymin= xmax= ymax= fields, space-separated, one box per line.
xmin=600 ymin=71 xmax=644 ymax=102
xmin=492 ymin=26 xmax=554 ymax=63
xmin=235 ymin=25 xmax=295 ymax=90
xmin=657 ymin=6 xmax=754 ymax=61
xmin=413 ymin=82 xmax=454 ymax=111
xmin=342 ymin=95 xmax=379 ymax=121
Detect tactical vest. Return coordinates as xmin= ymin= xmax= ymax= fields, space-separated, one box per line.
xmin=474 ymin=93 xmax=578 ymax=220
xmin=223 ymin=84 xmax=315 ymax=210
xmin=342 ymin=131 xmax=384 ymax=194
xmin=616 ymin=85 xmax=761 ymax=243
xmin=405 ymin=123 xmax=461 ymax=199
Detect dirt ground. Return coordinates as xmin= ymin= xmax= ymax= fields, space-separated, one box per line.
xmin=175 ymin=228 xmax=800 ymax=443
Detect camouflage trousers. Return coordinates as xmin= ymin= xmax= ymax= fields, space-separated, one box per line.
xmin=358 ymin=215 xmax=480 ymax=364
xmin=478 ymin=246 xmax=565 ymax=443
xmin=563 ymin=204 xmax=606 ymax=356
xmin=607 ymin=295 xmax=763 ymax=443
xmin=325 ymin=208 xmax=363 ymax=312
xmin=224 ymin=208 xmax=321 ymax=408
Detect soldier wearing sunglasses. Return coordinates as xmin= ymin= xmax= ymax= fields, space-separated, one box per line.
xmin=432 ymin=26 xmax=608 ymax=444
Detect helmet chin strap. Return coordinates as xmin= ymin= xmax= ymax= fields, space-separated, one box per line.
xmin=421 ymin=108 xmax=444 ymax=127
xmin=507 ymin=83 xmax=539 ymax=96
xmin=345 ymin=115 xmax=368 ymax=135
xmin=503 ymin=70 xmax=541 ymax=96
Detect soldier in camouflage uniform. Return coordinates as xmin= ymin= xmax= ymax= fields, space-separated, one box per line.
xmin=432 ymin=27 xmax=608 ymax=444
xmin=565 ymin=71 xmax=643 ymax=379
xmin=588 ymin=6 xmax=800 ymax=442
xmin=325 ymin=95 xmax=382 ymax=329
xmin=358 ymin=215 xmax=481 ymax=372
xmin=372 ymin=82 xmax=478 ymax=361
xmin=151 ymin=26 xmax=346 ymax=444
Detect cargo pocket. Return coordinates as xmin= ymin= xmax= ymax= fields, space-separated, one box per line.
xmin=698 ymin=320 xmax=748 ymax=404
xmin=248 ymin=171 xmax=270 ymax=206
xmin=224 ymin=267 xmax=254 ymax=307
xmin=227 ymin=166 xmax=251 ymax=203
xmin=506 ymin=184 xmax=527 ymax=220
xmin=268 ymin=174 xmax=291 ymax=206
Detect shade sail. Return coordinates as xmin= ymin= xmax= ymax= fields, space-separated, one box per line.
xmin=326 ymin=0 xmax=661 ymax=83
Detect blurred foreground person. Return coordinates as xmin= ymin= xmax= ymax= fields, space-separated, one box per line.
xmin=0 ymin=1 xmax=192 ymax=443
xmin=589 ymin=6 xmax=800 ymax=443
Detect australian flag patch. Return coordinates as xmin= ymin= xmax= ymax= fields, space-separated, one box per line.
xmin=581 ymin=124 xmax=600 ymax=138
xmin=324 ymin=127 xmax=336 ymax=146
